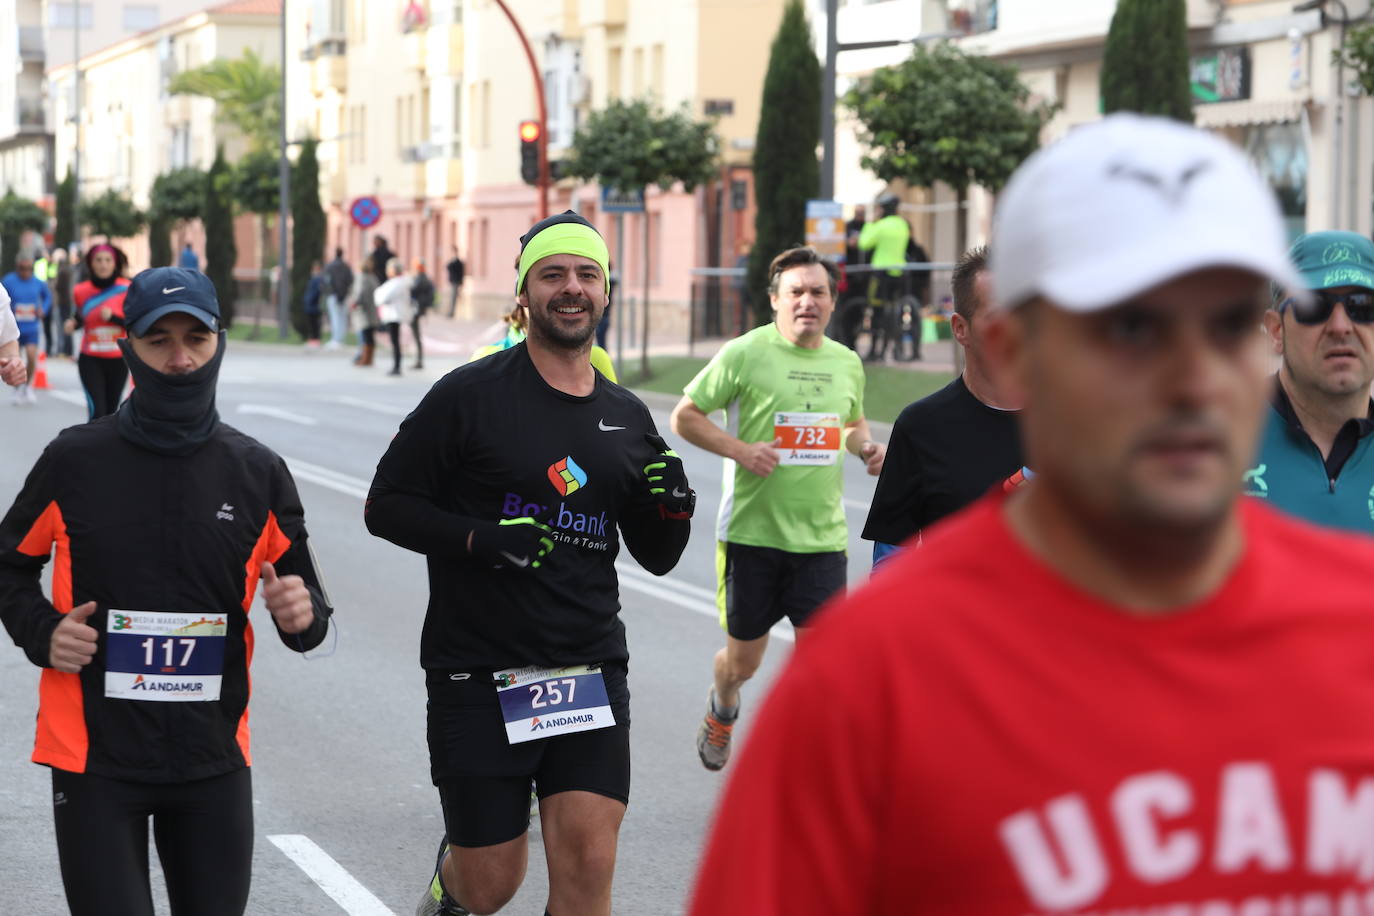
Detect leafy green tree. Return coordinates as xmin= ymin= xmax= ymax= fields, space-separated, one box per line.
xmin=0 ymin=189 xmax=49 ymax=272
xmin=204 ymin=148 xmax=239 ymax=327
xmin=1101 ymin=0 xmax=1192 ymax=122
xmin=80 ymin=188 xmax=146 ymax=242
xmin=565 ymin=97 xmax=719 ymax=376
xmin=1337 ymin=25 xmax=1374 ymax=95
xmin=844 ymin=42 xmax=1054 ymax=254
xmin=749 ymin=0 xmax=820 ymax=325
xmin=231 ymin=148 xmax=281 ymax=329
xmin=53 ymin=167 xmax=76 ymax=251
xmin=149 ymin=167 xmax=208 ymax=268
xmin=168 ymin=49 xmax=281 ymax=152
xmin=289 ymin=138 xmax=325 ymax=336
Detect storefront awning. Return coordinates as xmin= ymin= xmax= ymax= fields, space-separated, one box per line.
xmin=1193 ymin=98 xmax=1311 ymax=128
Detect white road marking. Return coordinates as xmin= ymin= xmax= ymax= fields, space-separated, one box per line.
xmin=615 ymin=563 xmax=795 ymax=643
xmin=268 ymin=834 xmax=396 ymax=916
xmin=281 ymin=456 xmax=370 ymax=499
xmin=45 ymin=389 xmax=86 ymax=407
xmin=238 ymin=404 xmax=320 ymax=426
xmin=327 ymin=395 xmax=411 ymax=417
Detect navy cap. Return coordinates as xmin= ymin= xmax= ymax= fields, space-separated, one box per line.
xmin=124 ymin=267 xmax=221 ymax=337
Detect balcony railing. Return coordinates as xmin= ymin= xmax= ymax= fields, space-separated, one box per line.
xmin=301 ymin=35 xmax=347 ymax=61
xmin=18 ymin=97 xmax=45 ymax=131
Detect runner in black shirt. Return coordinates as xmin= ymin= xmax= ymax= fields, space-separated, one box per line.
xmin=862 ymin=247 xmax=1026 ymax=563
xmin=365 ymin=211 xmax=692 ymax=916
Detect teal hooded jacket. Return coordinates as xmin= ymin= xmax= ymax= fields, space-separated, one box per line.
xmin=1245 ymin=378 xmax=1374 ymax=535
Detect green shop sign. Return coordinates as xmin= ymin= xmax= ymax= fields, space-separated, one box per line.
xmin=1191 ymin=47 xmax=1251 ymax=104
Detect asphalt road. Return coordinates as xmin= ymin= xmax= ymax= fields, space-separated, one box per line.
xmin=0 ymin=343 xmax=883 ymax=915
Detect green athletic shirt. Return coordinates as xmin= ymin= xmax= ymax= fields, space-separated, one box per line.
xmin=858 ymin=215 xmax=910 ymax=278
xmin=685 ymin=323 xmax=865 ymax=553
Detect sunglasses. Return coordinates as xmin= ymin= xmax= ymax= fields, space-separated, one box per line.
xmin=1282 ymin=289 xmax=1374 ymax=325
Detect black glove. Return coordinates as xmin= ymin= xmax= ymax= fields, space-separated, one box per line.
xmin=468 ymin=517 xmax=555 ymax=570
xmin=644 ymin=433 xmax=695 ymax=519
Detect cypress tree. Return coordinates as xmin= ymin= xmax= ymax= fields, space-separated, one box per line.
xmin=290 ymin=138 xmax=325 ymax=337
xmin=204 ymin=147 xmax=239 ymax=327
xmin=1101 ymin=0 xmax=1193 ymax=122
xmin=54 ymin=167 xmax=75 ymax=251
xmin=749 ymin=0 xmax=821 ymax=325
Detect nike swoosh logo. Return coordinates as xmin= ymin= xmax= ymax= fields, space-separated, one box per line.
xmin=598 ymin=420 xmax=626 ymax=431
xmin=672 ymin=487 xmax=688 ymax=498
xmin=162 ymin=286 xmax=186 ymax=294
xmin=499 ymin=551 xmax=531 ymax=568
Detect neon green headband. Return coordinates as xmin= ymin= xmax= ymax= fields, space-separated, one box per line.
xmin=516 ymin=222 xmax=611 ymax=296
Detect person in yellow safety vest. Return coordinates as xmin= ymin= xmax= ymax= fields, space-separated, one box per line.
xmin=858 ymin=194 xmax=910 ymax=362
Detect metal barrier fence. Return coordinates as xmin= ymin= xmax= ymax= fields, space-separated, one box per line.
xmin=688 ymin=262 xmax=956 ymax=360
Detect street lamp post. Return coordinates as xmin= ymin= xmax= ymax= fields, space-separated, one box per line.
xmin=278 ymin=0 xmax=291 ymax=338
xmin=493 ymin=0 xmax=549 ymax=219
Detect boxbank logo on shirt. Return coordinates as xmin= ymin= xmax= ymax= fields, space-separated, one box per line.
xmin=500 ymin=454 xmax=610 ymax=549
xmin=547 ymin=456 xmax=588 ymax=496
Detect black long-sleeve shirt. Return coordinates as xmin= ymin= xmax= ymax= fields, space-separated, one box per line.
xmin=0 ymin=417 xmax=332 ymax=783
xmin=366 ymin=343 xmax=690 ymax=671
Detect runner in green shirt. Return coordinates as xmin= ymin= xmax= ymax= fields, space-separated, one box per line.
xmin=670 ymin=246 xmax=886 ymax=772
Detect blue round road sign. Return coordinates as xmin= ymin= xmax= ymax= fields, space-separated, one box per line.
xmin=350 ymin=196 xmax=382 ymax=229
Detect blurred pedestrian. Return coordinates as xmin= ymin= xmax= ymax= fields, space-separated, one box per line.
xmin=370 ymin=236 xmax=396 ymax=285
xmin=66 ymin=244 xmax=131 ymax=420
xmin=1250 ymin=229 xmax=1374 ymax=534
xmin=408 ymin=259 xmax=434 ymax=370
xmin=348 ymin=259 xmax=379 ymax=367
xmin=0 ymin=284 xmax=27 ymax=387
xmin=3 ymin=253 xmax=52 ymax=405
xmin=445 ymin=245 xmax=464 ymax=317
xmin=858 ymin=193 xmax=910 ymax=362
xmin=303 ymin=259 xmax=324 ymax=349
xmin=691 ymin=112 xmax=1374 ymax=916
xmin=374 ymin=257 xmax=413 ymax=377
xmin=323 ymin=247 xmax=353 ymax=350
xmin=49 ymin=248 xmax=74 ymax=358
xmin=177 ymin=242 xmax=200 ymax=272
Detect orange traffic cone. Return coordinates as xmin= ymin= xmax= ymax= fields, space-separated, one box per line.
xmin=32 ymin=351 xmax=49 ymax=390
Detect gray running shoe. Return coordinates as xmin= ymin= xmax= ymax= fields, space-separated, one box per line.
xmin=696 ymin=690 xmax=737 ymax=771
xmin=416 ymin=836 xmax=470 ymax=916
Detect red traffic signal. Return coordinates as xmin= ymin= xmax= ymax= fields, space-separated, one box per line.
xmin=519 ymin=120 xmax=541 ymax=143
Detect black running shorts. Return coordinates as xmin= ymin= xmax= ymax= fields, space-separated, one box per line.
xmin=426 ymin=661 xmax=630 ymax=848
xmin=716 ymin=541 xmax=847 ymax=641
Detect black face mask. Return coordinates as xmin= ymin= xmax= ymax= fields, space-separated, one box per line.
xmin=115 ymin=331 xmax=225 ymax=456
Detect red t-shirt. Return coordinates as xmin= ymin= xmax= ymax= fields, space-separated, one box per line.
xmin=73 ymin=278 xmax=130 ymax=358
xmin=690 ymin=492 xmax=1374 ymax=915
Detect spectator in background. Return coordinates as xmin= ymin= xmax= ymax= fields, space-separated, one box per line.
xmin=177 ymin=242 xmax=200 ymax=272
xmin=370 ymin=236 xmax=396 ymax=284
xmin=445 ymin=244 xmax=465 ymax=317
xmin=303 ymin=259 xmax=324 ymax=349
xmin=323 ymin=247 xmax=353 ymax=351
xmin=408 ymin=259 xmax=434 ymax=371
xmin=47 ymin=248 xmax=74 ymax=358
xmin=374 ymin=257 xmax=413 ymax=377
xmin=349 ymin=259 xmax=380 ymax=368
xmin=859 ymin=194 xmax=911 ymax=362
xmin=844 ymin=204 xmax=867 ymax=271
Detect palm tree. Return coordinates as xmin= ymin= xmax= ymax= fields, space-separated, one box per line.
xmin=170 ymin=49 xmax=283 ymax=322
xmin=168 ymin=48 xmax=281 ymax=152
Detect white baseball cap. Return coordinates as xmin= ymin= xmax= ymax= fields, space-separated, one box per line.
xmin=990 ymin=113 xmax=1309 ymax=312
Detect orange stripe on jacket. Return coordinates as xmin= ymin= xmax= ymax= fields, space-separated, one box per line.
xmin=19 ymin=501 xmax=88 ymax=772
xmin=236 ymin=511 xmax=293 ymax=765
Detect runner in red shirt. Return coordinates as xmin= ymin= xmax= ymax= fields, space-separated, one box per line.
xmin=690 ymin=113 xmax=1374 ymax=915
xmin=66 ymin=244 xmax=131 ymax=419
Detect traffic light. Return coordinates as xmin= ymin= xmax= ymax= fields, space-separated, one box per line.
xmin=519 ymin=120 xmax=540 ymax=185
